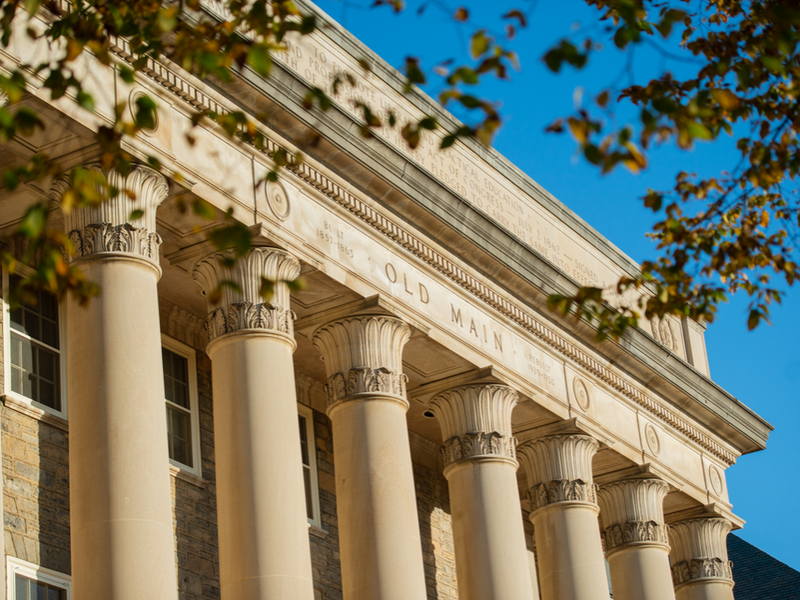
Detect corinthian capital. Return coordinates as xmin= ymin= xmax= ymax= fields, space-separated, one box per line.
xmin=597 ymin=479 xmax=670 ymax=554
xmin=193 ymin=246 xmax=301 ymax=343
xmin=668 ymin=517 xmax=733 ymax=588
xmin=50 ymin=164 xmax=169 ymax=263
xmin=312 ymin=316 xmax=410 ymax=410
xmin=429 ymin=384 xmax=519 ymax=468
xmin=518 ymin=434 xmax=599 ymax=512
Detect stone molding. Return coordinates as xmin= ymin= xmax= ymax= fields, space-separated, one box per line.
xmin=105 ymin=28 xmax=739 ymax=466
xmin=0 ymin=89 xmax=7 ymax=107
xmin=519 ymin=434 xmax=599 ymax=511
xmin=167 ymin=305 xmax=208 ymax=350
xmin=598 ymin=479 xmax=670 ymax=552
xmin=312 ymin=316 xmax=411 ymax=409
xmin=429 ymin=384 xmax=519 ymax=467
xmin=668 ymin=517 xmax=734 ymax=587
xmin=50 ymin=164 xmax=169 ymax=263
xmin=192 ymin=246 xmax=300 ymax=342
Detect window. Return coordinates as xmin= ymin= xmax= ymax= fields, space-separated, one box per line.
xmin=7 ymin=557 xmax=71 ymax=600
xmin=298 ymin=403 xmax=321 ymax=528
xmin=161 ymin=335 xmax=200 ymax=475
xmin=4 ymin=273 xmax=65 ymax=417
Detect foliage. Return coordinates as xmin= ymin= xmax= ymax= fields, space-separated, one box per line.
xmin=0 ymin=0 xmax=798 ymax=340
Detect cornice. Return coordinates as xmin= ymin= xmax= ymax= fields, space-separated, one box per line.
xmin=101 ymin=20 xmax=756 ymax=466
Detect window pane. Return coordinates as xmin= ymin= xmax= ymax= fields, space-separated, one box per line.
xmin=303 ymin=467 xmax=313 ymax=520
xmin=40 ymin=293 xmax=57 ymax=320
xmin=162 ymin=347 xmax=173 ymax=377
xmin=167 ymin=406 xmax=192 ymax=468
xmin=23 ymin=310 xmax=40 ymax=341
xmin=10 ymin=306 xmax=23 ymax=330
xmin=41 ymin=319 xmax=58 ymax=349
xmin=163 ymin=349 xmax=189 ymax=408
xmin=15 ymin=574 xmax=29 ymax=600
xmin=35 ymin=582 xmax=47 ymax=600
xmin=299 ymin=415 xmax=309 ymax=465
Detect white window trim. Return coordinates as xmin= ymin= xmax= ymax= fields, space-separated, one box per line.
xmin=298 ymin=403 xmax=321 ymax=529
xmin=162 ymin=334 xmax=201 ymax=478
xmin=6 ymin=556 xmax=71 ymax=599
xmin=3 ymin=267 xmax=68 ymax=420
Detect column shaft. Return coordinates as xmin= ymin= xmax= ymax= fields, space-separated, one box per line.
xmin=313 ymin=316 xmax=427 ymax=600
xmin=431 ymin=385 xmax=535 ymax=600
xmin=194 ymin=247 xmax=315 ymax=600
xmin=519 ymin=434 xmax=610 ymax=600
xmin=58 ymin=166 xmax=177 ymax=600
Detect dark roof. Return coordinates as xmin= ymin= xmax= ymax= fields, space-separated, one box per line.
xmin=729 ymin=534 xmax=800 ymax=599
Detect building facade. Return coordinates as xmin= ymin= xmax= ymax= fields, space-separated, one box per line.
xmin=0 ymin=2 xmax=772 ymax=600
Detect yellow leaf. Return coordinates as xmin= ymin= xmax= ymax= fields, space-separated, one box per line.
xmin=711 ymin=89 xmax=740 ymax=110
xmin=567 ymin=117 xmax=588 ymax=144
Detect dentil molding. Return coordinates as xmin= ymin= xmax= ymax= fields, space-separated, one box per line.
xmin=50 ymin=164 xmax=169 ymax=263
xmin=192 ymin=246 xmax=301 ymax=342
xmin=312 ymin=316 xmax=411 ymax=409
xmin=668 ymin=517 xmax=734 ymax=587
xmin=430 ymin=385 xmax=519 ymax=467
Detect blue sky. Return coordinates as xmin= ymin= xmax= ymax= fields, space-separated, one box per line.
xmin=310 ymin=0 xmax=800 ymax=570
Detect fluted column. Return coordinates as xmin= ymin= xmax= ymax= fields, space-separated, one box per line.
xmin=193 ymin=247 xmax=314 ymax=600
xmin=669 ymin=518 xmax=734 ymax=600
xmin=428 ymin=385 xmax=536 ymax=600
xmin=53 ymin=165 xmax=177 ymax=600
xmin=597 ymin=479 xmax=674 ymax=600
xmin=312 ymin=316 xmax=427 ymax=600
xmin=518 ymin=434 xmax=610 ymax=600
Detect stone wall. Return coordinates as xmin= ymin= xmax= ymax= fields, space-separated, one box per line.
xmin=2 ymin=404 xmax=71 ymax=575
xmin=414 ymin=462 xmax=458 ymax=600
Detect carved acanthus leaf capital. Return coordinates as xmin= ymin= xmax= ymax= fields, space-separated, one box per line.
xmin=597 ymin=479 xmax=670 ymax=552
xmin=312 ymin=316 xmax=411 ymax=410
xmin=668 ymin=517 xmax=734 ymax=587
xmin=50 ymin=164 xmax=169 ymax=263
xmin=528 ymin=479 xmax=598 ymax=511
xmin=430 ymin=384 xmax=519 ymax=467
xmin=193 ymin=246 xmax=300 ymax=342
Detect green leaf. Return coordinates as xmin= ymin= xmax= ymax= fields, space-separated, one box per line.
xmin=248 ymin=44 xmax=273 ymax=77
xmin=470 ymin=30 xmax=490 ymax=59
xmin=129 ymin=209 xmax=145 ymax=220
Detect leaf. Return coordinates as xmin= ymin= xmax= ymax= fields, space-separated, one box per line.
xmin=453 ymin=7 xmax=468 ymax=22
xmin=711 ymin=89 xmax=740 ymax=110
xmin=470 ymin=31 xmax=490 ymax=59
xmin=248 ymin=44 xmax=272 ymax=77
xmin=128 ymin=209 xmax=145 ymax=220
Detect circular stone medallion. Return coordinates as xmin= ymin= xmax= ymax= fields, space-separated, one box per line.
xmin=573 ymin=377 xmax=591 ymax=411
xmin=128 ymin=89 xmax=159 ymax=135
xmin=708 ymin=465 xmax=724 ymax=496
xmin=644 ymin=423 xmax=661 ymax=456
xmin=265 ymin=180 xmax=291 ymax=221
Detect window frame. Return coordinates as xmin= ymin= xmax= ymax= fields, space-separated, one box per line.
xmin=6 ymin=556 xmax=71 ymax=600
xmin=298 ymin=402 xmax=321 ymax=529
xmin=3 ymin=268 xmax=68 ymax=420
xmin=161 ymin=334 xmax=201 ymax=477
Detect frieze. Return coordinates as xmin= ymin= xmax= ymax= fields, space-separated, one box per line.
xmin=602 ymin=521 xmax=670 ymax=552
xmin=441 ymin=431 xmax=517 ymax=466
xmin=671 ymin=558 xmax=733 ymax=586
xmin=529 ymin=479 xmax=598 ymax=512
xmin=104 ymin=17 xmax=737 ymax=466
xmin=323 ymin=367 xmax=408 ymax=406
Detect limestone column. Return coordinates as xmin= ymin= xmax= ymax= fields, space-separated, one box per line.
xmin=597 ymin=479 xmax=675 ymax=600
xmin=518 ymin=434 xmax=610 ymax=600
xmin=193 ymin=247 xmax=315 ymax=600
xmin=428 ymin=385 xmax=536 ymax=600
xmin=312 ymin=316 xmax=427 ymax=600
xmin=53 ymin=165 xmax=177 ymax=600
xmin=669 ymin=518 xmax=734 ymax=600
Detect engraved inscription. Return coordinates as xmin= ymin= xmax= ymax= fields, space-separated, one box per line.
xmin=316 ymin=220 xmax=355 ymax=258
xmin=450 ymin=304 xmax=504 ymax=353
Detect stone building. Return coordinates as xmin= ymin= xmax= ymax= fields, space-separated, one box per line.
xmin=0 ymin=2 xmax=772 ymax=600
